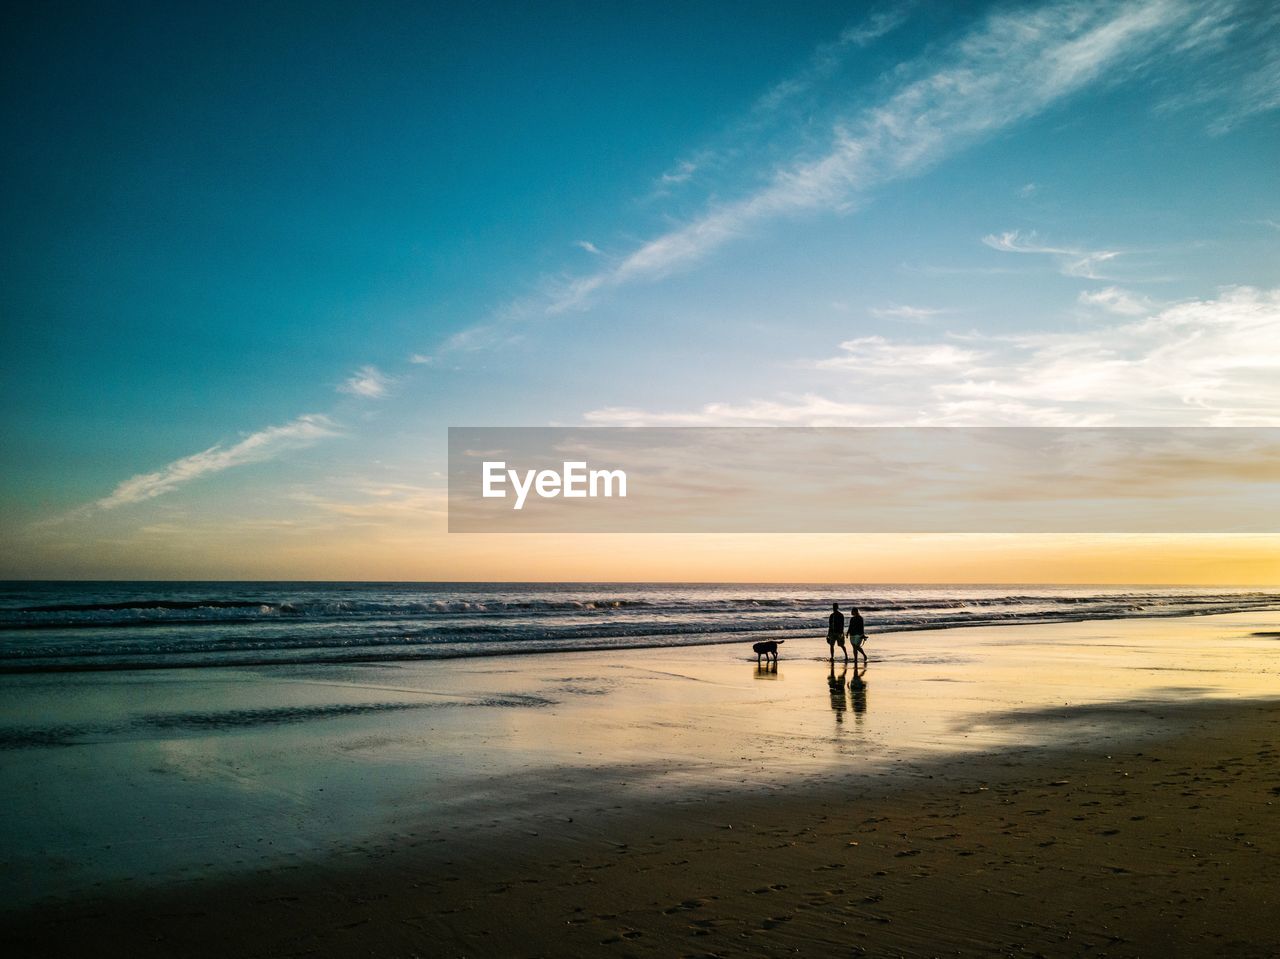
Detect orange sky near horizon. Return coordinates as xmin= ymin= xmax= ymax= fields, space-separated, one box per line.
xmin=16 ymin=527 xmax=1279 ymax=585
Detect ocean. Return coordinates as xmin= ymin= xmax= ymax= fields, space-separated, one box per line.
xmin=2 ymin=581 xmax=1278 ymax=673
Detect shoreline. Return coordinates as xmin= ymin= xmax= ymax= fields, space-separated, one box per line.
xmin=2 ymin=610 xmax=1279 ymax=956
xmin=4 ymin=602 xmax=1279 ymax=675
xmin=5 ymin=695 xmax=1279 ymax=957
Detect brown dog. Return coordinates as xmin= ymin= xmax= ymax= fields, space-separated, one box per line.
xmin=752 ymin=639 xmax=784 ymax=664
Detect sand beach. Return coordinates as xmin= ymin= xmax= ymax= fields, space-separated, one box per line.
xmin=2 ymin=610 xmax=1279 ymax=956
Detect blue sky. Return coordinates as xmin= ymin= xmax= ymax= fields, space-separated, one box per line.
xmin=3 ymin=0 xmax=1278 ymax=579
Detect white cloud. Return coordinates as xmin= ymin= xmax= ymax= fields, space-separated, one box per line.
xmin=1017 ymin=182 xmax=1039 ymax=198
xmin=576 ymin=240 xmax=602 ymax=255
xmin=816 ymin=336 xmax=984 ymax=372
xmin=95 ymin=414 xmax=340 ymax=510
xmin=652 ymin=8 xmax=910 ymax=197
xmin=1078 ymin=286 xmax=1152 ymax=315
xmin=443 ymin=0 xmax=1209 ymax=347
xmin=1206 ymin=50 xmax=1280 ymax=135
xmin=1155 ymin=2 xmax=1280 ymax=135
xmin=982 ymin=230 xmax=1124 ymax=279
xmin=658 ymin=160 xmax=699 ymax=186
xmin=584 ymin=395 xmax=884 ymax=427
xmin=869 ymin=304 xmax=948 ymax=321
xmin=574 ymin=1 xmax=1189 ymax=291
xmin=753 ymin=7 xmax=911 ymax=115
xmin=408 ymin=353 xmax=434 ymax=365
xmin=291 ymin=482 xmax=447 ymax=523
xmin=967 ymin=285 xmax=1280 ymax=425
xmin=338 ymin=365 xmax=394 ymax=398
xmin=585 ymin=286 xmax=1280 ymax=427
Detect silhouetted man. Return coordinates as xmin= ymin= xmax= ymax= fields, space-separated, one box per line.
xmin=827 ymin=603 xmax=848 ymax=663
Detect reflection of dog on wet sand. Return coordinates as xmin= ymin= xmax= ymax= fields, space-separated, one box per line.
xmin=752 ymin=640 xmax=784 ymax=664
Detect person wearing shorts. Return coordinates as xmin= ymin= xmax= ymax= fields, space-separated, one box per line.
xmin=847 ymin=606 xmax=868 ymax=665
xmin=827 ymin=603 xmax=848 ymax=663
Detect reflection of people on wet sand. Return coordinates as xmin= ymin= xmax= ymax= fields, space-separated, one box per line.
xmin=848 ymin=663 xmax=868 ymax=718
xmin=826 ymin=603 xmax=848 ymax=663
xmin=847 ymin=606 xmax=868 ymax=665
xmin=828 ymin=663 xmax=848 ymax=722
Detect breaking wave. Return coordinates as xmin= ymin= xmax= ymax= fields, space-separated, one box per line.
xmin=1 ymin=582 xmax=1276 ymax=673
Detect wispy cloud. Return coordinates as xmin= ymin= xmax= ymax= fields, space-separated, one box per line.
xmin=1155 ymin=1 xmax=1280 ymax=135
xmin=586 ymin=286 xmax=1280 ymax=427
xmin=338 ymin=365 xmax=395 ymax=398
xmin=291 ymin=482 xmax=446 ymax=523
xmin=656 ymin=159 xmax=699 ymax=187
xmin=751 ymin=6 xmax=911 ymax=116
xmin=903 ymin=262 xmax=1026 ymax=276
xmin=444 ymin=0 xmax=1210 ymax=349
xmin=1078 ymin=285 xmax=1153 ymax=315
xmin=585 ymin=395 xmax=884 ymax=427
xmin=815 ymin=335 xmax=985 ymax=372
xmin=95 ymin=414 xmax=340 ymax=510
xmin=652 ymin=7 xmax=911 ymax=196
xmin=576 ymin=240 xmax=602 ymax=255
xmin=869 ymin=304 xmax=949 ymax=321
xmin=983 ymin=230 xmax=1124 ymax=279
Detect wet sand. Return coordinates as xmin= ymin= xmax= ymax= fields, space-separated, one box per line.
xmin=3 ymin=612 xmax=1280 ymax=956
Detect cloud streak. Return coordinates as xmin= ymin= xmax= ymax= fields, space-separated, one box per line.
xmin=338 ymin=365 xmax=395 ymax=398
xmin=816 ymin=336 xmax=984 ymax=373
xmin=651 ymin=7 xmax=911 ymax=196
xmin=446 ymin=0 xmax=1211 ymax=347
xmin=870 ymin=304 xmax=950 ymax=321
xmin=1155 ymin=0 xmax=1280 ymax=135
xmin=95 ymin=414 xmax=340 ymax=510
xmin=585 ymin=395 xmax=884 ymax=427
xmin=1078 ymin=286 xmax=1152 ymax=314
xmin=983 ymin=230 xmax=1124 ymax=279
xmin=750 ymin=6 xmax=911 ymax=116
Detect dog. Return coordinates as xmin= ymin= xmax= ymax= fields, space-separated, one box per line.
xmin=752 ymin=639 xmax=784 ymax=664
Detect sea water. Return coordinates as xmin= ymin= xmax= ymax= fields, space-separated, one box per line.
xmin=2 ymin=581 xmax=1278 ymax=672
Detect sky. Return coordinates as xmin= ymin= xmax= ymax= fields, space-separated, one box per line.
xmin=2 ymin=0 xmax=1278 ymax=582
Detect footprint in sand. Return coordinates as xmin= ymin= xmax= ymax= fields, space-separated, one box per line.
xmin=664 ymin=898 xmax=710 ymax=914
xmin=600 ymin=930 xmax=642 ymax=944
xmin=688 ymin=917 xmax=725 ymax=937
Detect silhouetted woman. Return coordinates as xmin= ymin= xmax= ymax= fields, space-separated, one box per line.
xmin=847 ymin=606 xmax=868 ymax=665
